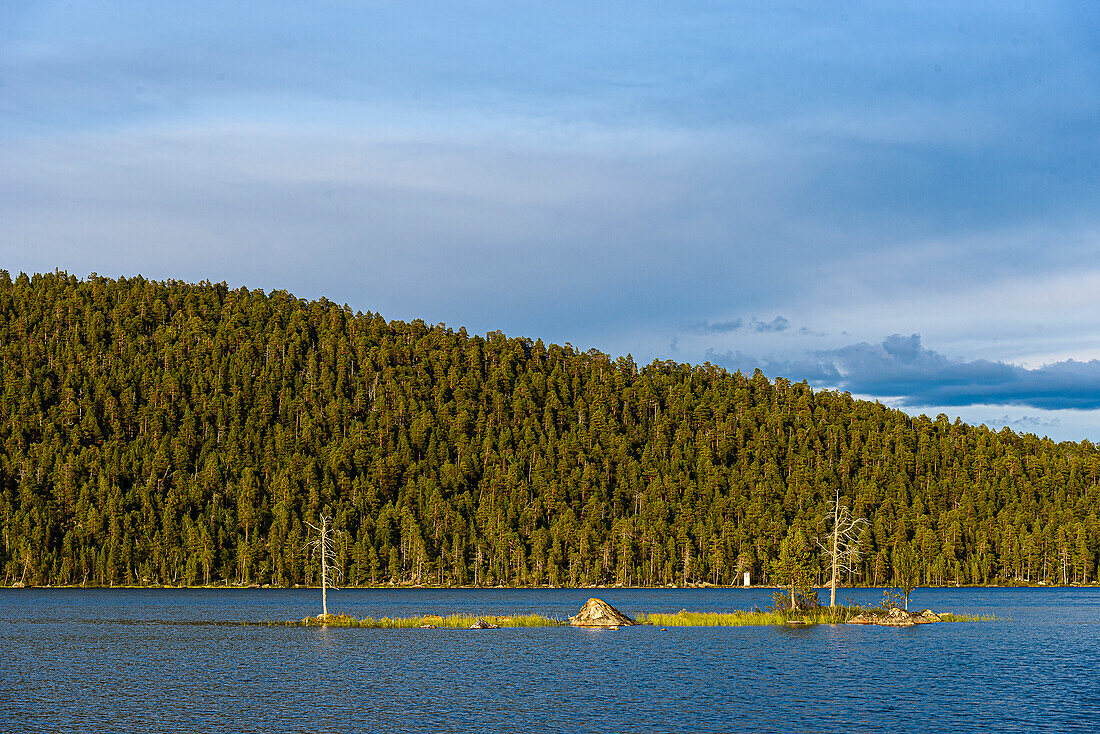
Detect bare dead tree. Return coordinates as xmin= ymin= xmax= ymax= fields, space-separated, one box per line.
xmin=818 ymin=489 xmax=868 ymax=607
xmin=306 ymin=515 xmax=342 ymax=619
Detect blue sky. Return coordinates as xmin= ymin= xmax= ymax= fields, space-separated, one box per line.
xmin=3 ymin=1 xmax=1100 ymax=441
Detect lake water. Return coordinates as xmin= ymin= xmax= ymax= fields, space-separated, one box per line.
xmin=1 ymin=587 xmax=1097 ymax=732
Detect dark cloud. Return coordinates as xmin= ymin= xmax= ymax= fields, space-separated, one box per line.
xmin=709 ymin=334 xmax=1100 ymax=410
xmin=686 ymin=316 xmax=792 ymax=335
xmin=686 ymin=318 xmax=744 ymax=335
xmin=752 ymin=316 xmax=790 ymax=333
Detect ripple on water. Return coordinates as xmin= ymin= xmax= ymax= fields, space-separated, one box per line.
xmin=0 ymin=587 xmax=1097 ymax=732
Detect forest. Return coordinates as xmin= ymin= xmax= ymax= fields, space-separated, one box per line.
xmin=1 ymin=271 xmax=1097 ymax=588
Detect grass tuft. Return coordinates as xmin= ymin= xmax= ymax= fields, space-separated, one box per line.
xmin=638 ymin=606 xmax=864 ymax=626
xmin=284 ymin=613 xmax=564 ymax=628
xmin=938 ymin=612 xmax=997 ymax=622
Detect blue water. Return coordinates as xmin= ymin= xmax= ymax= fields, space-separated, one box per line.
xmin=1 ymin=587 xmax=1097 ymax=732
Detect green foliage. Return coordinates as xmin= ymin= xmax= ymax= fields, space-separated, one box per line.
xmin=772 ymin=528 xmax=819 ymax=610
xmin=877 ymin=589 xmax=907 ymax=611
xmin=894 ymin=545 xmax=921 ymax=609
xmin=770 ymin=588 xmax=821 ymax=613
xmin=1 ymin=271 xmax=1099 ymax=589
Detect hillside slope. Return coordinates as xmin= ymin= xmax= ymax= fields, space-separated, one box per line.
xmin=1 ymin=271 xmax=1097 ymax=587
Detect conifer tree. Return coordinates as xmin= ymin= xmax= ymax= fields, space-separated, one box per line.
xmin=774 ymin=528 xmax=815 ymax=611
xmin=0 ymin=271 xmax=1097 ymax=591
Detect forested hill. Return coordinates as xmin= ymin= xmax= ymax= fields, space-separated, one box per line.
xmin=1 ymin=271 xmax=1097 ymax=588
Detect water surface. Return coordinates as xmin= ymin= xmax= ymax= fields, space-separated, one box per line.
xmin=1 ymin=587 xmax=1097 ymax=732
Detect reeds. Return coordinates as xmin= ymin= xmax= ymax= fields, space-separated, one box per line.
xmin=286 ymin=613 xmax=565 ymax=628
xmin=638 ymin=606 xmax=863 ymax=626
xmin=277 ymin=607 xmax=995 ymax=628
xmin=937 ymin=612 xmax=997 ymax=622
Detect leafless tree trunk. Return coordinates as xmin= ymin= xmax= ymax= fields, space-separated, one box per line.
xmin=818 ymin=490 xmax=867 ymax=607
xmin=306 ymin=515 xmax=341 ymax=620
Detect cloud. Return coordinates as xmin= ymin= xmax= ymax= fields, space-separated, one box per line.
xmin=686 ymin=318 xmax=744 ymax=335
xmin=993 ymin=414 xmax=1061 ymax=431
xmin=686 ymin=316 xmax=792 ymax=335
xmin=4 ymin=1 xmax=1100 ymax=393
xmin=0 ymin=126 xmax=799 ymax=350
xmin=752 ymin=316 xmax=789 ymax=333
xmin=709 ymin=334 xmax=1100 ymax=410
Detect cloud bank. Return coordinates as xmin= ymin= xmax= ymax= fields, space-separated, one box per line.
xmin=686 ymin=316 xmax=792 ymax=335
xmin=710 ymin=334 xmax=1100 ymax=411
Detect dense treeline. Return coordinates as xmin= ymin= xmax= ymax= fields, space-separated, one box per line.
xmin=1 ymin=271 xmax=1098 ymax=588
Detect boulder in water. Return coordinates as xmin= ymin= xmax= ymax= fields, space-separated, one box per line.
xmin=469 ymin=619 xmax=499 ymax=629
xmin=568 ymin=598 xmax=637 ymax=627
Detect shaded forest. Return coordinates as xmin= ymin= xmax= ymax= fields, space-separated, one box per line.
xmin=2 ymin=271 xmax=1098 ymax=588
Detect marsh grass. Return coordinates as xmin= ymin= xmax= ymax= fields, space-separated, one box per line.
xmin=276 ymin=607 xmax=995 ymax=628
xmin=285 ymin=613 xmax=565 ymax=628
xmin=638 ymin=606 xmax=864 ymax=626
xmin=938 ymin=612 xmax=997 ymax=622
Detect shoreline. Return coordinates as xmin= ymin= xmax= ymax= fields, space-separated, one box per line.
xmin=3 ymin=582 xmax=1095 ymax=590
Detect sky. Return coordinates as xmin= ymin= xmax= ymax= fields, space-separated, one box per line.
xmin=2 ymin=1 xmax=1100 ymax=442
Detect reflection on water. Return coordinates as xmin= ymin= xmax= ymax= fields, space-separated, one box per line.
xmin=0 ymin=587 xmax=1097 ymax=732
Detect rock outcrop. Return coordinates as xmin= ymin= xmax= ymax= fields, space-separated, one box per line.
xmin=568 ymin=598 xmax=637 ymax=627
xmin=847 ymin=607 xmax=942 ymax=627
xmin=469 ymin=619 xmax=500 ymax=629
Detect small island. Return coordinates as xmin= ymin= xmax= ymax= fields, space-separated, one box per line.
xmin=276 ymin=597 xmax=991 ymax=629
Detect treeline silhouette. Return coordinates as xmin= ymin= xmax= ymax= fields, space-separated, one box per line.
xmin=1 ymin=271 xmax=1097 ymax=587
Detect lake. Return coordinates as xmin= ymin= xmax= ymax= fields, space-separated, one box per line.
xmin=1 ymin=587 xmax=1097 ymax=732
